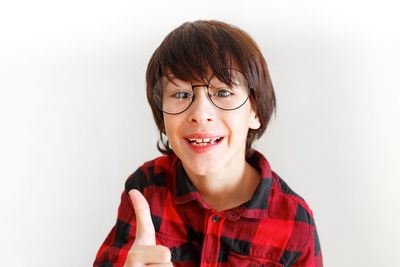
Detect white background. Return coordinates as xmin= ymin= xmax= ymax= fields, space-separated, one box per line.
xmin=1 ymin=0 xmax=399 ymax=266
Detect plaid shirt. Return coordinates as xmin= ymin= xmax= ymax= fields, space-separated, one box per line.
xmin=94 ymin=151 xmax=323 ymax=267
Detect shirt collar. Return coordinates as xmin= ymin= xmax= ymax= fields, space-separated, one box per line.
xmin=173 ymin=150 xmax=273 ymax=220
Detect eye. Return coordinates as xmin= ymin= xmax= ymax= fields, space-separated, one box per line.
xmin=214 ymin=89 xmax=232 ymax=97
xmin=172 ymin=91 xmax=192 ymax=99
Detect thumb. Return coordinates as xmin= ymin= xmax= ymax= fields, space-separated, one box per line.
xmin=129 ymin=189 xmax=156 ymax=246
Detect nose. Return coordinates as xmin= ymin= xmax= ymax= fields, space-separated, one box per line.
xmin=187 ymin=86 xmax=216 ymax=124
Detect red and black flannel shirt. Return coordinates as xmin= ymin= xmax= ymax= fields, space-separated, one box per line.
xmin=94 ymin=150 xmax=323 ymax=267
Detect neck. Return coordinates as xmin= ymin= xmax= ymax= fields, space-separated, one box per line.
xmin=183 ymin=157 xmax=261 ymax=212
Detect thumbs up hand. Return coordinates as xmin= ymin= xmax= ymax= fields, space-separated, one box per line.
xmin=124 ymin=189 xmax=173 ymax=267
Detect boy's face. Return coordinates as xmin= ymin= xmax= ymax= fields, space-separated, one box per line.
xmin=163 ymin=71 xmax=261 ymax=177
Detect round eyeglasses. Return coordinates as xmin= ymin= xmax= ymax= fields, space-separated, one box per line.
xmin=152 ymin=69 xmax=253 ymax=115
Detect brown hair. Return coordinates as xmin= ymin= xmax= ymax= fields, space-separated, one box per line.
xmin=145 ymin=20 xmax=276 ymax=155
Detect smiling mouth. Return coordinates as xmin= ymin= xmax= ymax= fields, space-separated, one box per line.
xmin=186 ymin=137 xmax=223 ymax=146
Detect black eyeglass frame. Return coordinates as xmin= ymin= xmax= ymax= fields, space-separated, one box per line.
xmin=152 ymin=78 xmax=254 ymax=115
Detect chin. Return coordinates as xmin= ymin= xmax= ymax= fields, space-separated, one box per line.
xmin=182 ymin=159 xmax=221 ymax=177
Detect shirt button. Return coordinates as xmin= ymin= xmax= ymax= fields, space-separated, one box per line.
xmin=212 ymin=215 xmax=220 ymax=222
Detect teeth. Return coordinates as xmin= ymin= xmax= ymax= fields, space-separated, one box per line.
xmin=187 ymin=137 xmax=221 ymax=145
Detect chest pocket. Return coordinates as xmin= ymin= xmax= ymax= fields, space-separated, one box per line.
xmin=227 ymin=251 xmax=283 ymax=267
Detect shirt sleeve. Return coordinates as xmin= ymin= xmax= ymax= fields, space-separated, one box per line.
xmin=93 ymin=190 xmax=136 ymax=267
xmin=292 ymin=224 xmax=323 ymax=267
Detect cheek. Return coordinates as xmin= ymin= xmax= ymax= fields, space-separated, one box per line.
xmin=236 ymin=109 xmax=258 ymax=138
xmin=163 ymin=116 xmax=174 ymax=135
xmin=163 ymin=115 xmax=183 ymax=143
xmin=232 ymin=106 xmax=254 ymax=127
xmin=225 ymin=113 xmax=252 ymax=138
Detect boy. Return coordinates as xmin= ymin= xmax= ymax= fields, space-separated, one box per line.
xmin=94 ymin=20 xmax=323 ymax=267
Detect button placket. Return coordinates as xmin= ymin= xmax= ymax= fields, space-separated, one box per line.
xmin=201 ymin=213 xmax=224 ymax=265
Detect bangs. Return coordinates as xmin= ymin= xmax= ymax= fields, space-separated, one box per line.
xmin=156 ymin=21 xmax=253 ymax=87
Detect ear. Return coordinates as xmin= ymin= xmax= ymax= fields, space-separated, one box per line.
xmin=249 ymin=110 xmax=261 ymax=130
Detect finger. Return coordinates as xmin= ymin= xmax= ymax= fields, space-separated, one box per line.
xmin=129 ymin=189 xmax=156 ymax=246
xmin=127 ymin=245 xmax=171 ymax=264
